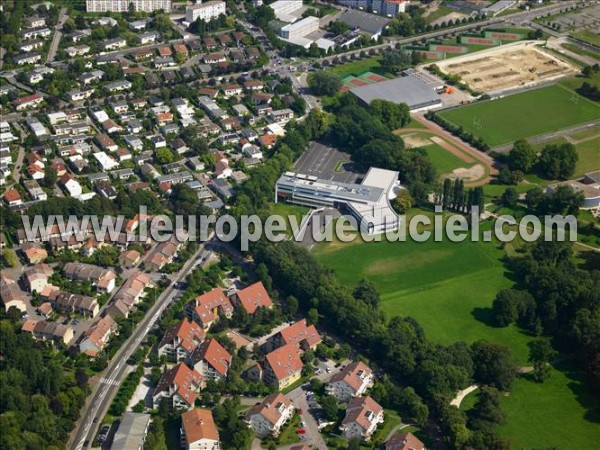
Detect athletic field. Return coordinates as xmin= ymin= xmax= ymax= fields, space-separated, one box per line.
xmin=439 ymin=84 xmax=600 ymax=146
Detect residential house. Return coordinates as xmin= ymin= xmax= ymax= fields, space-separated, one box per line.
xmin=158 ymin=318 xmax=206 ymax=362
xmin=103 ymin=37 xmax=127 ymax=51
xmin=186 ymin=287 xmax=234 ymax=330
xmin=118 ymin=249 xmax=141 ymax=268
xmin=181 ymin=408 xmax=220 ymax=450
xmin=108 ymin=271 xmax=152 ymax=318
xmin=49 ymin=290 xmax=99 ymax=317
xmin=327 ymin=361 xmax=374 ymax=403
xmin=0 ymin=278 xmax=27 ymax=312
xmin=385 ymin=432 xmax=426 ymax=450
xmin=339 ymin=396 xmax=384 ymax=441
xmin=22 ymin=242 xmax=48 ymax=264
xmin=23 ymin=264 xmax=53 ymax=293
xmin=233 ymin=281 xmax=273 ymax=315
xmin=14 ymin=94 xmax=44 ymax=110
xmin=63 ymin=262 xmax=117 ymax=293
xmin=21 ymin=320 xmax=74 ymax=346
xmin=262 ymin=343 xmax=303 ymax=390
xmin=245 ymin=393 xmax=294 ymax=438
xmin=79 ymin=315 xmax=118 ymax=356
xmin=269 ymin=319 xmax=321 ymax=353
xmin=269 ymin=109 xmax=295 ymax=124
xmin=153 ymin=362 xmax=202 ymax=410
xmin=24 ymin=179 xmax=47 ymax=201
xmin=188 ymin=338 xmax=232 ymax=384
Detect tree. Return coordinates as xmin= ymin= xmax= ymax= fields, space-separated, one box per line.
xmin=307 ymin=308 xmax=319 ymax=326
xmin=508 ymin=139 xmax=536 ymax=172
xmin=321 ymin=395 xmax=338 ymax=421
xmin=370 ymin=99 xmax=411 ymax=130
xmin=155 ymin=148 xmax=175 ymax=165
xmin=307 ymin=71 xmax=342 ymax=96
xmin=471 ymin=341 xmax=517 ymax=391
xmin=468 ymin=386 xmax=506 ymax=431
xmin=42 ymin=166 xmax=58 ymax=187
xmin=538 ymin=143 xmax=578 ymax=179
xmin=525 ymin=185 xmax=545 ymax=212
xmin=501 ymin=187 xmax=518 ymax=207
xmin=528 ymin=339 xmax=556 ymax=382
xmin=394 ymin=189 xmax=413 ymax=214
xmin=353 ymin=279 xmax=380 ymax=309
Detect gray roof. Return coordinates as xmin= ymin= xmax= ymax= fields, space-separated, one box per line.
xmin=350 ymin=75 xmax=441 ymax=110
xmin=338 ymin=9 xmax=391 ymax=35
xmin=111 ymin=413 xmax=151 ymax=450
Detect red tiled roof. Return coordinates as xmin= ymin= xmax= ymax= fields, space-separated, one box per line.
xmin=341 ymin=396 xmax=383 ymax=431
xmin=181 ymin=408 xmax=220 ymax=445
xmin=155 ymin=362 xmax=202 ymax=407
xmin=190 ymin=338 xmax=232 ymax=377
xmin=192 ymin=287 xmax=233 ymax=326
xmin=329 ymin=361 xmax=372 ymax=392
xmin=246 ymin=393 xmax=292 ymax=425
xmin=160 ymin=318 xmax=205 ymax=353
xmin=236 ymin=281 xmax=272 ymax=314
xmin=386 ymin=431 xmax=425 ymax=450
xmin=279 ymin=319 xmax=321 ymax=349
xmin=265 ymin=343 xmax=303 ymax=381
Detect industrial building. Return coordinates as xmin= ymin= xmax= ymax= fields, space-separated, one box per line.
xmin=276 ymin=167 xmax=401 ymax=234
xmin=350 ymin=75 xmax=442 ymax=112
xmin=86 ymin=0 xmax=171 ymax=12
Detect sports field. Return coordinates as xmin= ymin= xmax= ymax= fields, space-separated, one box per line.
xmin=440 ymin=84 xmax=600 ymax=146
xmin=313 ymin=218 xmax=531 ymax=363
xmin=498 ymin=363 xmax=600 ymax=450
xmin=327 ymin=56 xmax=385 ymax=78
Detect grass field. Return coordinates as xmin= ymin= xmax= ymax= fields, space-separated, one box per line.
xmin=424 ymin=142 xmax=473 ymax=174
xmin=270 ymin=203 xmax=310 ymax=237
xmin=423 ymin=5 xmax=454 ymax=23
xmin=327 ymin=56 xmax=386 ymax=78
xmin=562 ymin=42 xmax=600 ymax=60
xmin=571 ymin=29 xmax=600 ymax=47
xmin=313 ymin=220 xmax=532 ymax=363
xmin=440 ymin=85 xmax=600 ymax=146
xmin=498 ymin=363 xmax=600 ymax=450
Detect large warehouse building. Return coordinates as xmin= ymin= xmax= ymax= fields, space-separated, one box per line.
xmin=275 ymin=167 xmax=401 ymax=234
xmin=350 ymin=75 xmax=442 ymax=112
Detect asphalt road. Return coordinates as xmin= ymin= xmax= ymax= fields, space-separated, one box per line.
xmin=47 ymin=7 xmax=68 ymax=64
xmin=69 ymin=237 xmax=215 ymax=450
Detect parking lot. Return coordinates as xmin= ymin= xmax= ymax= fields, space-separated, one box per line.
xmin=293 ymin=142 xmax=359 ymax=184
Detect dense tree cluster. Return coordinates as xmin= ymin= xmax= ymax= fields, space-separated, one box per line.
xmin=434 ymin=178 xmax=484 ymax=213
xmin=330 ymin=97 xmax=436 ymax=187
xmin=494 ymin=240 xmax=600 ymax=391
xmin=307 ymin=71 xmax=343 ymax=96
xmin=0 ymin=319 xmax=88 ymax=449
xmin=524 ymin=184 xmax=584 ymax=215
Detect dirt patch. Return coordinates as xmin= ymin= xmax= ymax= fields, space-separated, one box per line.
xmin=430 ymin=136 xmax=475 ymax=163
xmin=403 ymin=133 xmax=433 ymax=148
xmin=446 ymin=164 xmax=486 ymax=182
xmin=436 ymin=42 xmax=578 ymax=93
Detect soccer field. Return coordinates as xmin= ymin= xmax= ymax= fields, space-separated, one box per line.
xmin=439 ymin=85 xmax=600 ymax=146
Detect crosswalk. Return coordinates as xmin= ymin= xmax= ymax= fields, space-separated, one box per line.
xmin=99 ymin=377 xmax=120 ymax=387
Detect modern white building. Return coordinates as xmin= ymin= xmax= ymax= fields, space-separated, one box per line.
xmin=280 ymin=16 xmax=319 ymax=40
xmin=270 ymin=0 xmax=303 ymax=22
xmin=276 ymin=167 xmax=401 ymax=234
xmin=86 ymin=0 xmax=171 ymax=12
xmin=185 ymin=1 xmax=226 ymax=23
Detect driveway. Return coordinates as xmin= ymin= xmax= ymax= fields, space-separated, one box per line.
xmin=286 ymin=385 xmax=328 ymax=450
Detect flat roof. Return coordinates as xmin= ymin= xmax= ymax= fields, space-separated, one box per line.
xmin=338 ymin=9 xmax=391 ymax=35
xmin=350 ymin=75 xmax=441 ymax=110
xmin=278 ymin=171 xmax=385 ymax=204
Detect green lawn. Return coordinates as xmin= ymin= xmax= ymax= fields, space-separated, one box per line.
xmin=562 ymin=43 xmax=600 ymax=60
xmin=270 ymin=203 xmax=310 ymax=237
xmin=560 ymin=72 xmax=600 ymax=91
xmin=314 ymin=226 xmax=532 ymax=363
xmin=571 ymin=29 xmax=600 ymax=47
xmin=439 ymin=85 xmax=600 ymax=146
xmin=327 ymin=56 xmax=385 ymax=78
xmin=424 ymin=142 xmax=473 ymax=174
xmin=424 ymin=6 xmax=454 ymax=23
xmin=499 ymin=362 xmax=600 ymax=450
